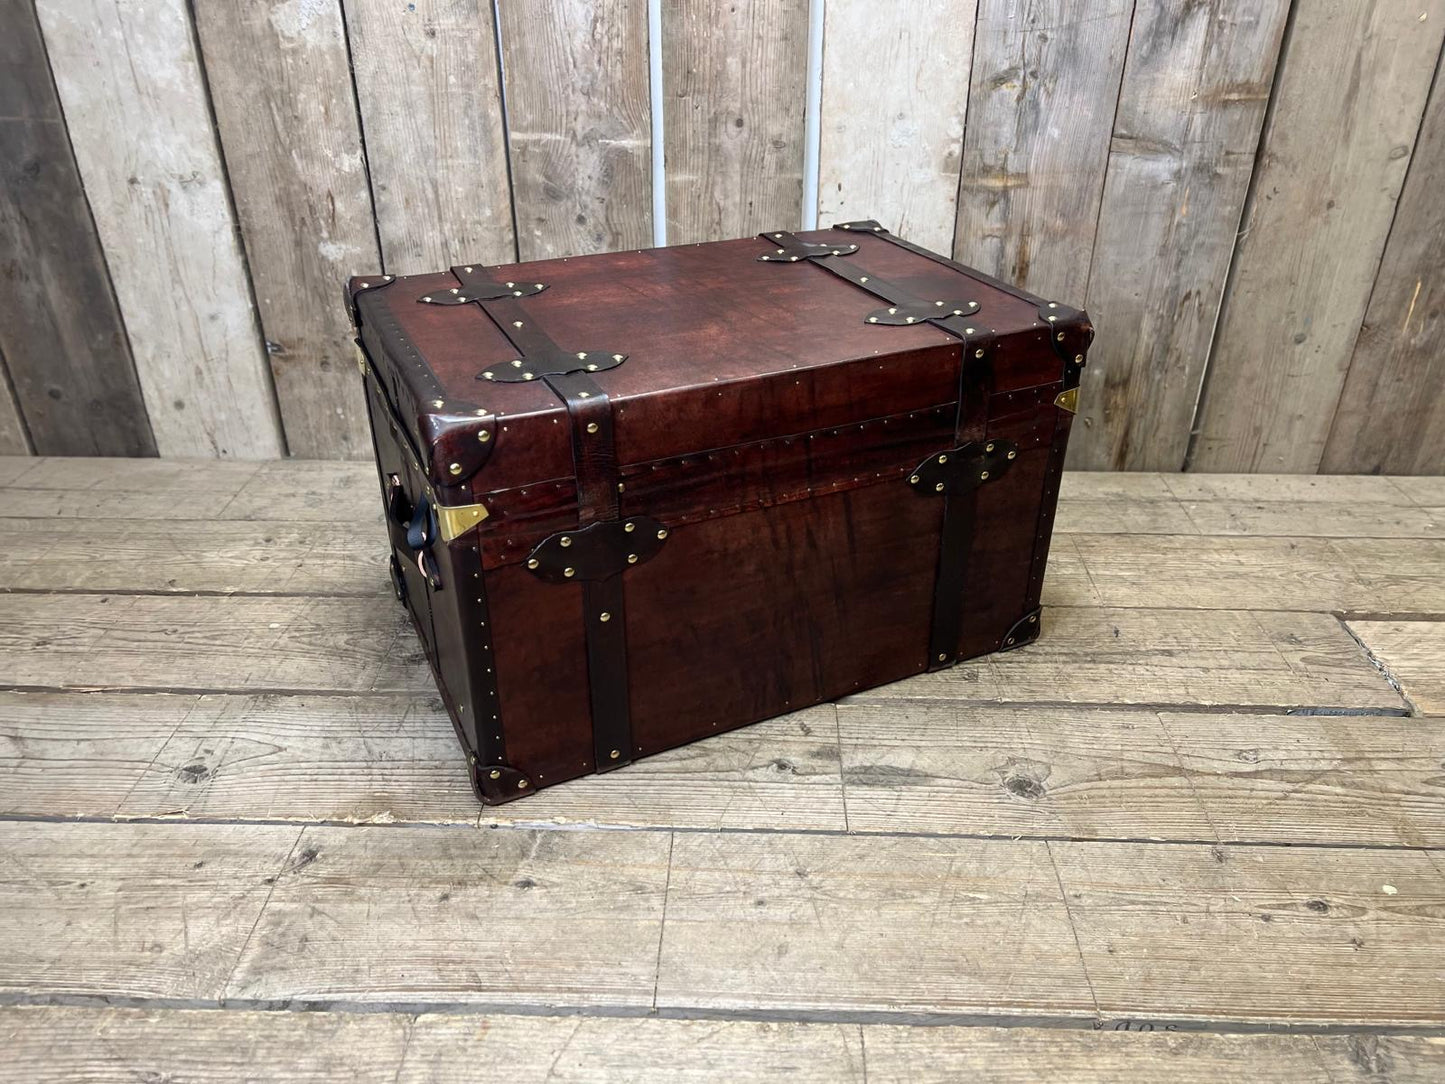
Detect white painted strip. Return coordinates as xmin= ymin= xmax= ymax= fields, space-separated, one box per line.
xmin=648 ymin=0 xmax=667 ymax=246
xmin=801 ymin=0 xmax=825 ymax=230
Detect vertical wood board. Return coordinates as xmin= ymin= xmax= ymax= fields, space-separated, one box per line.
xmin=953 ymin=0 xmax=1133 ymax=302
xmin=662 ymin=0 xmax=810 ymax=244
xmin=0 ymin=0 xmax=154 ymax=456
xmin=0 ymin=359 xmax=29 ymax=456
xmin=1191 ymin=0 xmax=1445 ymax=472
xmin=1322 ymin=50 xmax=1445 ymax=475
xmin=34 ymin=0 xmax=284 ymax=458
xmin=498 ymin=0 xmax=652 ymax=260
xmin=817 ymin=0 xmax=976 ymax=253
xmin=344 ymin=0 xmax=516 ymax=273
xmin=1071 ymin=0 xmax=1290 ymax=471
xmin=192 ymin=0 xmax=381 ymax=459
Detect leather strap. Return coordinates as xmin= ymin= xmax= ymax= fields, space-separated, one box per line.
xmin=451 ymin=264 xmax=635 ymax=772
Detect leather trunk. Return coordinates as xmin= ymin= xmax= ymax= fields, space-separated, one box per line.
xmin=345 ymin=223 xmax=1092 ymax=805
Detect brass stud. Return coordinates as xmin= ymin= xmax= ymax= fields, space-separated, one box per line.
xmin=600 ymin=612 xmax=611 ymax=622
xmin=560 ymin=536 xmax=572 ymax=547
xmin=586 ymin=422 xmax=599 ymax=434
xmin=909 ymin=474 xmax=920 ymax=484
xmin=656 ymin=528 xmax=668 ymax=539
xmin=505 ymin=281 xmax=515 ymax=288
xmin=1007 ymin=450 xmax=1016 ymax=460
xmin=609 ymin=749 xmax=620 ymax=759
xmin=527 ymin=558 xmax=539 ymax=569
xmin=934 ymin=482 xmax=944 ymax=492
xmin=587 ymin=364 xmax=598 ymax=371
xmin=888 ymin=307 xmax=897 ymax=315
xmin=517 ymin=779 xmax=528 ymax=789
xmin=535 ymin=284 xmax=544 ymax=290
xmin=523 ymin=372 xmax=534 ymax=380
xmin=483 ymin=372 xmax=495 ymax=380
xmin=513 ymin=320 xmax=524 ymax=328
xmin=489 ymin=769 xmax=501 ymax=780
xmin=617 ymin=482 xmax=626 ymax=493
xmin=980 ymin=470 xmax=990 ymax=480
xmin=937 ymin=653 xmax=947 ymax=661
xmin=1028 ymin=615 xmax=1037 ymax=623
xmin=432 ymin=399 xmax=445 ymax=408
xmin=422 ymin=296 xmax=433 ymax=302
xmin=986 ymin=442 xmax=995 ymax=452
xmin=975 ymin=348 xmax=985 ymax=358
xmin=448 ymin=462 xmax=462 ymax=475
xmin=1074 ymin=354 xmax=1084 ymax=364
xmin=626 ymin=554 xmax=638 ymax=564
xmin=512 ymin=359 xmax=523 ymax=367
xmin=613 ymin=354 xmax=624 ymax=362
xmin=1056 ymin=333 xmax=1065 ymax=341
xmin=868 ymin=317 xmax=879 ymax=323
xmin=1047 ymin=315 xmax=1057 ymax=322
xmin=1048 ymin=302 xmax=1058 ymax=308
xmin=938 ymin=454 xmax=948 ymax=464
xmin=1006 ymin=637 xmax=1016 ymax=646
xmin=624 ymin=522 xmax=635 ymax=532
xmin=564 ymin=567 xmax=575 ymax=578
xmin=478 ymin=430 xmax=491 ymax=442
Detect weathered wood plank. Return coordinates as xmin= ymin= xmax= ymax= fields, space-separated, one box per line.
xmin=0 ymin=364 xmax=29 ymax=456
xmin=858 ymin=607 xmax=1403 ymax=712
xmin=344 ymin=0 xmax=515 ymax=273
xmin=0 ymin=0 xmax=153 ymax=456
xmin=1058 ymin=535 xmax=1445 ymax=613
xmin=0 ymin=594 xmax=1402 ymax=713
xmin=663 ymin=0 xmax=810 ymax=244
xmin=0 ymin=1006 xmax=866 ymax=1083
xmin=225 ymin=824 xmax=671 ymax=1007
xmin=6 ymin=1007 xmax=1445 ymax=1083
xmin=1072 ymin=0 xmax=1289 ymax=471
xmin=122 ymin=694 xmax=843 ymax=832
xmin=0 ymin=595 xmax=428 ymax=693
xmin=1191 ymin=0 xmax=1445 ymax=472
xmin=838 ymin=703 xmax=1445 ymax=846
xmin=191 ymin=0 xmax=380 ymax=459
xmin=1394 ymin=476 xmax=1445 ymax=509
xmin=34 ymin=0 xmax=284 ymax=458
xmin=816 ymin=0 xmax=975 ymax=253
xmin=0 ymin=821 xmax=299 ymax=1002
xmin=1348 ymin=621 xmax=1445 ymax=716
xmin=0 ymin=518 xmax=387 ymax=595
xmin=0 ymin=457 xmax=379 ymax=522
xmin=952 ymin=0 xmax=1133 ymax=301
xmin=658 ymin=833 xmax=1445 ymax=1024
xmin=497 ymin=0 xmax=652 ymax=259
xmin=1322 ymin=49 xmax=1445 ymax=475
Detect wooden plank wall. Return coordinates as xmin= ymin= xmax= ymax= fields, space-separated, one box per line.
xmin=1 ymin=0 xmax=1443 ymax=472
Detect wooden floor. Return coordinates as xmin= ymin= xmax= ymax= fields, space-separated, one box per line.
xmin=1 ymin=459 xmax=1444 ymax=1080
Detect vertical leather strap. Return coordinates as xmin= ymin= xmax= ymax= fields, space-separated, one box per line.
xmin=449 ymin=264 xmax=635 ymax=772
xmin=760 ymin=233 xmax=998 ymax=669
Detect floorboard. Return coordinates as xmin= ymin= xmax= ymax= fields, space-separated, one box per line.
xmin=7 ymin=1006 xmax=1441 ymax=1083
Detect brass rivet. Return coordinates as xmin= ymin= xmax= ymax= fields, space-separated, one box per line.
xmin=656 ymin=528 xmax=668 ymax=539
xmin=432 ymin=399 xmax=445 ymax=408
xmin=478 ymin=430 xmax=491 ymax=442
xmin=1074 ymin=354 xmax=1084 ymax=364
xmin=938 ymin=454 xmax=948 ymax=464
xmin=610 ymin=749 xmax=620 ymax=759
xmin=1048 ymin=302 xmax=1058 ymax=308
xmin=489 ymin=769 xmax=501 ymax=779
xmin=975 ymin=348 xmax=985 ymax=358
xmin=600 ymin=612 xmax=611 ymax=622
xmin=617 ymin=482 xmax=625 ymax=492
xmin=1056 ymin=332 xmax=1065 ymax=341
xmin=577 ymin=352 xmax=588 ymax=360
xmin=586 ymin=422 xmax=599 ymax=434
xmin=448 ymin=462 xmax=462 ymax=475
xmin=1047 ymin=315 xmax=1057 ymax=322
xmin=1007 ymin=637 xmax=1016 ymax=645
xmin=626 ymin=554 xmax=638 ymax=564
xmin=613 ymin=354 xmax=624 ymax=362
xmin=937 ymin=653 xmax=946 ymax=661
xmin=517 ymin=779 xmax=528 ymax=789
xmin=624 ymin=522 xmax=635 ymax=532
xmin=909 ymin=474 xmax=920 ymax=484
xmin=523 ymin=371 xmax=534 ymax=379
xmin=535 ymin=284 xmax=544 ymax=290
xmin=868 ymin=317 xmax=879 ymax=323
xmin=1007 ymin=450 xmax=1017 ymax=460
xmin=475 ymin=408 xmax=487 ymax=416
xmin=587 ymin=364 xmax=598 ymax=371
xmin=980 ymin=470 xmax=990 ymax=480
xmin=505 ymin=282 xmax=515 ymax=288
xmin=560 ymin=536 xmax=572 ymax=547
xmin=934 ymin=482 xmax=944 ymax=492
xmin=1028 ymin=614 xmax=1037 ymax=623
xmin=564 ymin=567 xmax=575 ymax=578
xmin=965 ymin=327 xmax=975 ymax=334
xmin=986 ymin=442 xmax=995 ymax=452
xmin=512 ymin=360 xmax=523 ymax=367
xmin=422 ymin=295 xmax=432 ymax=302
xmin=527 ymin=558 xmax=539 ymax=569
